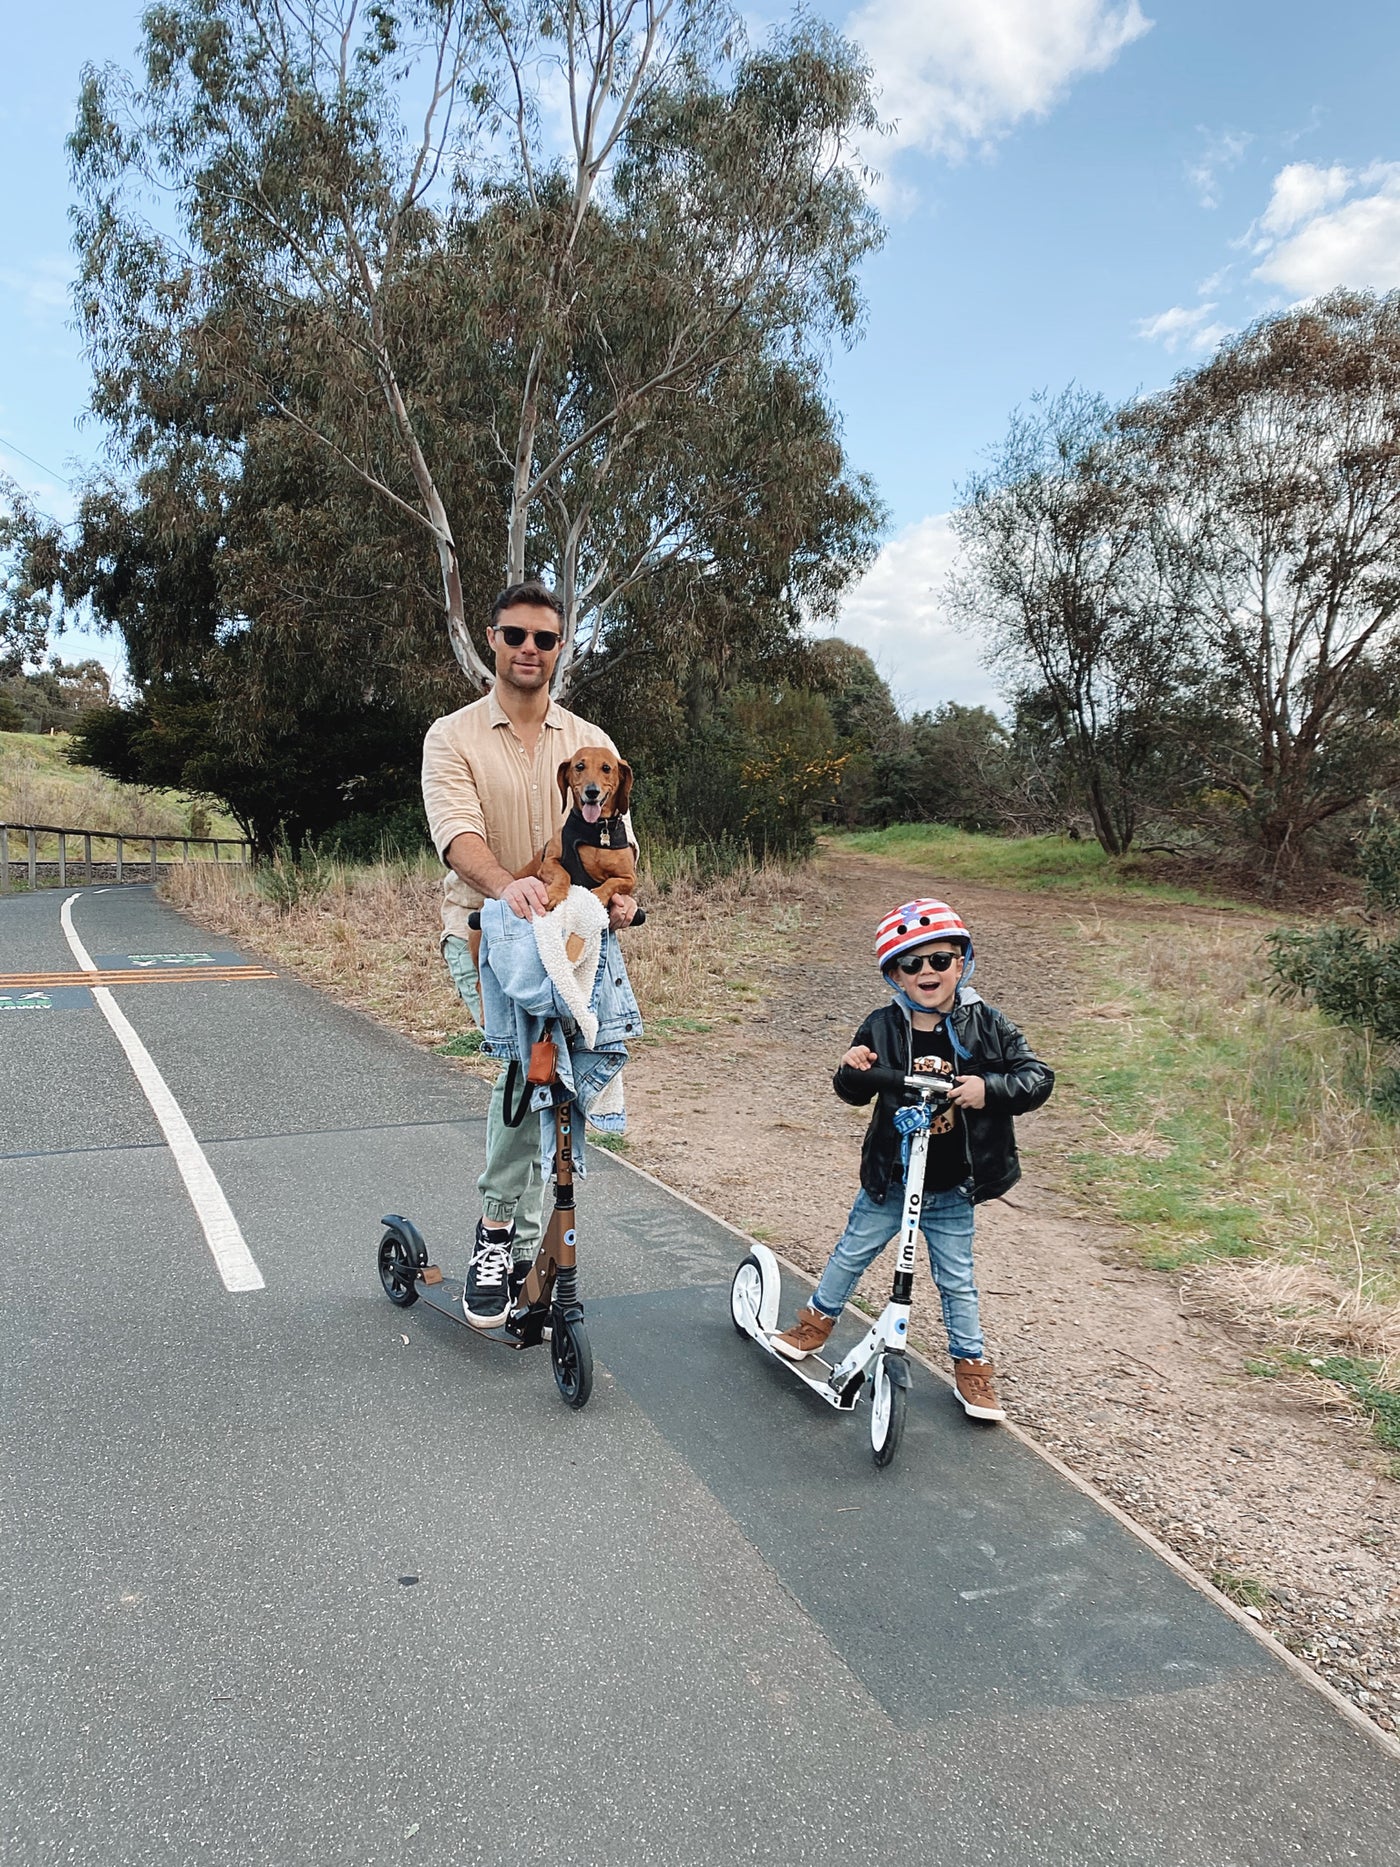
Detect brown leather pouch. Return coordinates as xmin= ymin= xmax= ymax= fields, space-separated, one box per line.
xmin=527 ymin=1038 xmax=558 ymax=1085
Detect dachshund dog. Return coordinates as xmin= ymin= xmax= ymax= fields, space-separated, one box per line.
xmin=519 ymin=746 xmax=636 ymax=913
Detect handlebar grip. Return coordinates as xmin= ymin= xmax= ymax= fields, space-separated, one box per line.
xmin=860 ymin=1065 xmax=952 ymax=1096
xmin=467 ymin=905 xmax=646 ymax=930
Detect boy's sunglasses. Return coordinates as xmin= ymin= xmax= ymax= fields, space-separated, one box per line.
xmin=894 ymin=951 xmax=960 ymax=976
xmin=494 ymin=624 xmax=561 ymax=651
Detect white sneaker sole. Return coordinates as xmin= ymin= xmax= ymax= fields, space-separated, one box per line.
xmin=462 ymin=1294 xmax=511 ymax=1329
xmin=770 ymin=1333 xmax=831 ymax=1362
xmin=956 ymin=1393 xmax=1006 ymax=1422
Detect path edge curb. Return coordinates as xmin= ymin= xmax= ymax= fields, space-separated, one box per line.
xmin=604 ymin=1146 xmax=1400 ymax=1766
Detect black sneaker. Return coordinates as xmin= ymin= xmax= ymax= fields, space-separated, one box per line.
xmin=509 ymin=1258 xmax=534 ymax=1300
xmin=463 ymin=1220 xmax=513 ymax=1326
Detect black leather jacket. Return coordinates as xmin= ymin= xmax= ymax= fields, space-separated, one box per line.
xmin=833 ymin=997 xmax=1054 ymax=1206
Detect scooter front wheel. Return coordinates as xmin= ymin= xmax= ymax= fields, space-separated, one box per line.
xmin=551 ymin=1316 xmax=594 ymax=1409
xmin=870 ymin=1352 xmax=909 ymax=1467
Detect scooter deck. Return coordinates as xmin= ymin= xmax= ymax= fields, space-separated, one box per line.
xmin=413 ymin=1271 xmax=540 ymax=1347
xmin=746 ymin=1328 xmax=865 ymax=1410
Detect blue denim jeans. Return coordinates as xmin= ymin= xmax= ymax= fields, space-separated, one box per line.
xmin=812 ymin=1183 xmax=983 ymax=1363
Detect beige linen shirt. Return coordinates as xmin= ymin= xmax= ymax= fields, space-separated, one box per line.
xmin=421 ymin=689 xmax=629 ymax=939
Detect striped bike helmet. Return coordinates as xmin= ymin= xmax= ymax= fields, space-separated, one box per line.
xmin=874 ymin=898 xmax=973 ymax=975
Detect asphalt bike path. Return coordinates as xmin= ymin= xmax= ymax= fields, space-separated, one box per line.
xmin=2 ymin=885 xmax=1396 ymax=1865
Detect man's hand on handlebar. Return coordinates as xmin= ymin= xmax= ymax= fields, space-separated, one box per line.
xmin=608 ymin=893 xmax=639 ymax=930
xmin=841 ymin=1045 xmax=878 ymax=1071
xmin=500 ymin=875 xmax=550 ymax=920
xmin=946 ymin=1074 xmax=986 ymax=1110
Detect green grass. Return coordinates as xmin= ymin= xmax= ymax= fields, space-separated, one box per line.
xmin=587 ymin=1130 xmax=631 ymax=1155
xmin=435 ymin=1030 xmax=486 ymax=1057
xmin=830 ymin=823 xmax=1239 ymax=907
xmin=1210 ymin=1569 xmax=1277 ymax=1611
xmin=643 ymin=1015 xmax=714 ymax=1039
xmin=1278 ymin=1352 xmax=1400 ymax=1452
xmin=1059 ymin=918 xmax=1400 ymax=1299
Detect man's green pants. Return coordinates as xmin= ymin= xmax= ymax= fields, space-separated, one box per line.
xmin=443 ymin=933 xmax=545 ymax=1259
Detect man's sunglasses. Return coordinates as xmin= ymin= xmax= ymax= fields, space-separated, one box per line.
xmin=493 ymin=623 xmax=561 ymax=651
xmin=894 ymin=951 xmax=960 ymax=976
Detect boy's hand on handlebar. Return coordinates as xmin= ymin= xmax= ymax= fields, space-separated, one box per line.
xmin=608 ymin=893 xmax=639 ymax=929
xmin=500 ymin=875 xmax=550 ymax=919
xmin=841 ymin=1045 xmax=878 ymax=1071
xmin=948 ymin=1074 xmax=987 ymax=1110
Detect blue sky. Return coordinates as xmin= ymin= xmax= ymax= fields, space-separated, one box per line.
xmin=5 ymin=2 xmax=1400 ymax=708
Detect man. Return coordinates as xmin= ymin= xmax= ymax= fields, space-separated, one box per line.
xmin=421 ymin=581 xmax=637 ymax=1324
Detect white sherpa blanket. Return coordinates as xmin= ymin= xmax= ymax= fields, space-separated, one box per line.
xmin=532 ymin=886 xmax=629 ymax=1132
xmin=532 ymin=885 xmax=609 ymax=1049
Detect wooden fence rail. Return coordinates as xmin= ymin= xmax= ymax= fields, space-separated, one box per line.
xmin=0 ymin=822 xmax=251 ymax=892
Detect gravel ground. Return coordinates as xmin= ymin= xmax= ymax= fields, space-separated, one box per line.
xmin=620 ymin=850 xmax=1400 ymax=1738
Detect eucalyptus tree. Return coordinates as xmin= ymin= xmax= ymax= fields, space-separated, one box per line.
xmin=0 ymin=484 xmax=64 ymax=675
xmin=951 ymin=388 xmax=1184 ymax=856
xmin=71 ymin=0 xmax=883 ymax=695
xmin=1127 ymin=290 xmax=1400 ymax=873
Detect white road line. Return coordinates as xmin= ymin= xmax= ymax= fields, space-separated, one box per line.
xmin=60 ymin=892 xmax=265 ymax=1294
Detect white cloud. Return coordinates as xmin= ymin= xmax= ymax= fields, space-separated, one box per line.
xmin=848 ymin=0 xmax=1152 ymax=165
xmin=1253 ymin=162 xmax=1400 ymax=295
xmin=1135 ymin=301 xmax=1229 ymax=354
xmin=818 ymin=514 xmax=1001 ymax=713
xmin=1187 ymin=127 xmax=1251 ymax=210
xmin=1256 ymin=161 xmax=1351 ymax=238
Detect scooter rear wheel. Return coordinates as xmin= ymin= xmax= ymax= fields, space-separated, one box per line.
xmin=870 ymin=1352 xmax=909 ymax=1467
xmin=551 ymin=1317 xmax=594 ymax=1409
xmin=730 ymin=1255 xmax=764 ymax=1335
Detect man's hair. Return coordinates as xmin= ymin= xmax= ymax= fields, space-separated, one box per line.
xmin=489 ymin=581 xmax=565 ymax=628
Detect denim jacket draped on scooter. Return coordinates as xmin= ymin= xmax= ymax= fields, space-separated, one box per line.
xmin=475 ymin=897 xmax=642 ymax=1174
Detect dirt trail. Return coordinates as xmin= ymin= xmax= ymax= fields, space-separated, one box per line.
xmin=621 ymin=849 xmax=1400 ymax=1734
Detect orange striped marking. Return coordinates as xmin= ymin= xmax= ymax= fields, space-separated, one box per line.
xmin=0 ymin=967 xmax=277 ymax=989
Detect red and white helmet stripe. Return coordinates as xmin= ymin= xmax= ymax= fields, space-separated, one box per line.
xmin=874 ymin=898 xmax=972 ymax=971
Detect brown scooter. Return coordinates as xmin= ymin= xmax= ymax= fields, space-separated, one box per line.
xmin=376 ymin=907 xmax=644 ymax=1410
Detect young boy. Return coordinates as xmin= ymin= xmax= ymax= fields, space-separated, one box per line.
xmin=772 ymin=897 xmax=1053 ymax=1421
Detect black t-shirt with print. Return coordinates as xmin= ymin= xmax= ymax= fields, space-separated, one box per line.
xmin=907 ymin=1022 xmax=968 ymax=1193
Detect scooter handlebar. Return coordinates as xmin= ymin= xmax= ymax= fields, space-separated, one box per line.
xmin=859 ymin=1065 xmax=954 ymax=1097
xmin=467 ymin=906 xmax=647 ymax=929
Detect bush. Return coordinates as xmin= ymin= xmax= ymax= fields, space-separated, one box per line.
xmin=1269 ymin=923 xmax=1400 ymax=1114
xmin=1360 ymin=816 xmax=1400 ymax=913
xmin=255 ymin=839 xmax=334 ymax=912
xmin=318 ymin=799 xmax=431 ymax=864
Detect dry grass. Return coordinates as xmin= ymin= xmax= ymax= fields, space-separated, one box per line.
xmin=160 ymin=851 xmax=821 ymax=1065
xmin=1184 ymin=1260 xmax=1400 ymax=1374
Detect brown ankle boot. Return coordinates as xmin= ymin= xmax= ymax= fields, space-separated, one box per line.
xmin=772 ymin=1305 xmax=836 ymax=1362
xmin=954 ymin=1357 xmax=1006 ymax=1421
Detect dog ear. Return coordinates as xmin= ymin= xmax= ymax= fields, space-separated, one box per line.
xmin=557 ymin=757 xmax=574 ymax=810
xmin=612 ymin=758 xmax=633 ymax=819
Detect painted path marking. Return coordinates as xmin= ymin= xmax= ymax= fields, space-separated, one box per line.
xmin=60 ymin=893 xmax=265 ymax=1294
xmin=0 ymin=987 xmax=92 ymax=1012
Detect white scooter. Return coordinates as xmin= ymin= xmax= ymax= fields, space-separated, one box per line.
xmin=728 ymin=1066 xmax=953 ymax=1468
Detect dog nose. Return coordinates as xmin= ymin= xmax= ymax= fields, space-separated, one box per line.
xmin=583 ymin=784 xmax=601 ymax=801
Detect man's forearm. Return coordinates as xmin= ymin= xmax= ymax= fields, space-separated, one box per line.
xmin=444 ymin=831 xmax=516 ymax=899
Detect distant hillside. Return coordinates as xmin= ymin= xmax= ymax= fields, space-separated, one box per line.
xmin=0 ymin=733 xmax=242 ymax=840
